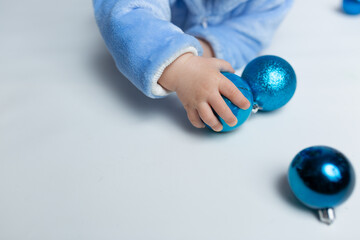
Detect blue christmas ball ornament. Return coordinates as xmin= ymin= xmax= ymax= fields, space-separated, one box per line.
xmin=241 ymin=55 xmax=296 ymax=112
xmin=343 ymin=0 xmax=360 ymax=15
xmin=288 ymin=146 xmax=356 ymax=224
xmin=206 ymin=72 xmax=253 ymax=132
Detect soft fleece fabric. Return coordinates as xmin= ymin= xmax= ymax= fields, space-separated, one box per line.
xmin=93 ymin=0 xmax=293 ymax=98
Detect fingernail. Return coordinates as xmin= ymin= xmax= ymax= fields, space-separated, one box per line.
xmin=242 ymin=99 xmax=251 ymax=110
xmin=214 ymin=125 xmax=223 ymax=132
xmin=229 ymin=118 xmax=238 ymax=127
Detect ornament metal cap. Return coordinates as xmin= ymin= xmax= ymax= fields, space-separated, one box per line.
xmin=318 ymin=208 xmax=336 ymax=225
xmin=251 ymin=103 xmax=261 ymax=114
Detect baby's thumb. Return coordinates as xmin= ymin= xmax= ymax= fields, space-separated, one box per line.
xmin=215 ymin=59 xmax=235 ymax=73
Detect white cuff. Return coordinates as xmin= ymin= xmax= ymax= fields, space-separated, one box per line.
xmin=151 ymin=46 xmax=199 ymax=97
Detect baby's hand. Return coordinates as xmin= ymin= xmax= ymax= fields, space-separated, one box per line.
xmin=158 ymin=53 xmax=250 ymax=132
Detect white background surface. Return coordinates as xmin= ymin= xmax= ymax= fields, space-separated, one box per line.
xmin=1 ymin=0 xmax=360 ymax=239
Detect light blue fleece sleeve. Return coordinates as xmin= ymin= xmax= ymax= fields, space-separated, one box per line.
xmin=93 ymin=0 xmax=203 ymax=98
xmin=185 ymin=0 xmax=293 ymax=70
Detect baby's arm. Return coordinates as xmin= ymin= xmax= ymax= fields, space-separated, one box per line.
xmin=93 ymin=0 xmax=250 ymax=131
xmin=93 ymin=0 xmax=202 ymax=98
xmin=185 ymin=0 xmax=294 ymax=69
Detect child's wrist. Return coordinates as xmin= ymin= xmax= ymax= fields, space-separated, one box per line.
xmin=158 ymin=52 xmax=195 ymax=91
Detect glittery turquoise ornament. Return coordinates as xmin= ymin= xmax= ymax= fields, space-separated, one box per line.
xmin=241 ymin=55 xmax=296 ymax=112
xmin=288 ymin=146 xmax=356 ymax=225
xmin=206 ymin=72 xmax=253 ymax=132
xmin=343 ymin=0 xmax=360 ymax=15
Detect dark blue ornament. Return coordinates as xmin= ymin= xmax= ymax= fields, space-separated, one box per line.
xmin=241 ymin=55 xmax=296 ymax=112
xmin=206 ymin=72 xmax=253 ymax=132
xmin=343 ymin=0 xmax=360 ymax=15
xmin=288 ymin=146 xmax=356 ymax=224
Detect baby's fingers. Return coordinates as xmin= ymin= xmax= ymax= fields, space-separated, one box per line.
xmin=197 ymin=103 xmax=223 ymax=132
xmin=208 ymin=94 xmax=237 ymax=127
xmin=186 ymin=108 xmax=205 ymax=128
xmin=220 ymin=78 xmax=250 ymax=110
